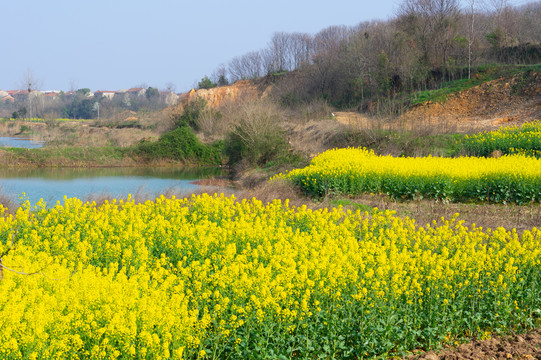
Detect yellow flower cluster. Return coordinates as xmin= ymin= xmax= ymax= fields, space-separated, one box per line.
xmin=280 ymin=147 xmax=541 ymax=203
xmin=462 ymin=120 xmax=541 ymax=157
xmin=1 ymin=195 xmax=540 ymax=358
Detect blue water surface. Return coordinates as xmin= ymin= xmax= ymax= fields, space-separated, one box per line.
xmin=0 ymin=136 xmax=44 ymax=149
xmin=0 ymin=167 xmax=225 ymax=206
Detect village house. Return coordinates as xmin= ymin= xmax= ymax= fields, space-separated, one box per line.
xmin=94 ymin=90 xmax=117 ymax=100
xmin=0 ymin=90 xmax=14 ymax=103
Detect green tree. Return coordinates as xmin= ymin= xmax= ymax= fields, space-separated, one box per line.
xmin=146 ymin=87 xmax=160 ymax=100
xmin=217 ymin=74 xmax=229 ymax=86
xmin=76 ymin=88 xmax=91 ymax=96
xmin=198 ymin=76 xmax=216 ymax=90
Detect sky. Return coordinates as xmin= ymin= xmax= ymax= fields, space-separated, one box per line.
xmin=0 ymin=0 xmax=531 ymax=93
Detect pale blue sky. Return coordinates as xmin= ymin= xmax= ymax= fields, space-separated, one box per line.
xmin=0 ymin=0 xmax=529 ymax=92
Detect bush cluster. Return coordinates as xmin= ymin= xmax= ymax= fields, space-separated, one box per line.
xmin=223 ymin=102 xmax=293 ymax=168
xmin=136 ymin=126 xmax=222 ymax=165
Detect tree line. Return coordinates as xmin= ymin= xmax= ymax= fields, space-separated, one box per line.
xmin=2 ymin=87 xmax=173 ymax=121
xmin=203 ymin=0 xmax=541 ymax=107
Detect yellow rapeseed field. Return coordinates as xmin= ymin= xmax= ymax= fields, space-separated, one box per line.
xmin=462 ymin=120 xmax=541 ymax=157
xmin=0 ymin=194 xmax=540 ymax=358
xmin=281 ymin=147 xmax=541 ymax=203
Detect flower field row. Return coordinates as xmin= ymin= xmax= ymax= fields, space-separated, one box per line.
xmin=1 ymin=194 xmax=541 ymax=359
xmin=462 ymin=120 xmax=541 ymax=157
xmin=281 ymin=147 xmax=541 ymax=203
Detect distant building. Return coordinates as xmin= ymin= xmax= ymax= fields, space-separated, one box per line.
xmin=7 ymin=90 xmax=29 ymax=101
xmin=95 ymin=90 xmax=117 ymax=100
xmin=126 ymin=88 xmax=146 ymax=97
xmin=43 ymin=91 xmax=60 ymax=100
xmin=0 ymin=91 xmax=14 ymax=103
xmin=161 ymin=91 xmax=179 ymax=106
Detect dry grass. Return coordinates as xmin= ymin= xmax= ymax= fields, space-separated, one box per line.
xmin=320 ymin=193 xmax=541 ymax=233
xmin=0 ymin=115 xmax=165 ymax=148
xmin=231 ymin=179 xmax=315 ymax=209
xmin=282 ymin=119 xmax=349 ymax=157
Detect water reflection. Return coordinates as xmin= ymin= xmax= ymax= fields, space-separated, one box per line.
xmin=0 ymin=166 xmax=224 ymax=180
xmin=0 ymin=167 xmax=227 ymax=206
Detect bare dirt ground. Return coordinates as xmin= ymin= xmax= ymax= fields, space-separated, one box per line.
xmin=406 ymin=328 xmax=541 ymax=359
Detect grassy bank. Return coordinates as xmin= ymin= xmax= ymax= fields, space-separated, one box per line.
xmin=0 ymin=146 xmax=134 ymax=167
xmin=0 ymin=120 xmax=225 ymax=167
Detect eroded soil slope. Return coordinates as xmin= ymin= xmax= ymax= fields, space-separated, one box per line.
xmin=404 ymin=71 xmax=541 ymax=132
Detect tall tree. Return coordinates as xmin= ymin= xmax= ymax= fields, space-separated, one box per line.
xmin=397 ymin=0 xmax=460 ymax=73
xmin=20 ymin=69 xmax=42 ymax=121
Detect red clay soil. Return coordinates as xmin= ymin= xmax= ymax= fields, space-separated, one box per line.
xmin=403 ymin=71 xmax=541 ymax=133
xmin=406 ymin=328 xmax=541 ymax=359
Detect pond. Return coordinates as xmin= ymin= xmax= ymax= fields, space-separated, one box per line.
xmin=0 ymin=167 xmax=227 ymax=206
xmin=0 ymin=136 xmax=44 ymax=149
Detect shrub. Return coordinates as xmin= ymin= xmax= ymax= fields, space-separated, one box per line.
xmin=137 ymin=125 xmax=222 ymax=165
xmin=172 ymin=97 xmax=207 ymax=130
xmin=197 ymin=106 xmax=225 ymax=137
xmin=224 ymin=101 xmax=290 ymax=167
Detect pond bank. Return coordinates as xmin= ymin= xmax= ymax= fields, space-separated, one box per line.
xmin=0 ymin=147 xmax=227 ymax=168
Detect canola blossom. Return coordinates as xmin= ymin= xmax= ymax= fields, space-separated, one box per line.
xmin=281 ymin=147 xmax=541 ymax=203
xmin=462 ymin=120 xmax=541 ymax=157
xmin=1 ymin=194 xmax=541 ymax=359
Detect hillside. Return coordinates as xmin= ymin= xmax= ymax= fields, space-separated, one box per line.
xmin=404 ymin=70 xmax=541 ymax=132
xmin=175 ymin=69 xmax=540 ymax=134
xmin=175 ymin=78 xmax=271 ymax=110
xmin=169 ymin=69 xmax=541 ymax=162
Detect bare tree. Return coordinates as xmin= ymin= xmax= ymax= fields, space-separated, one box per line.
xmin=228 ymin=51 xmax=266 ymax=82
xmin=289 ymin=32 xmax=313 ymax=69
xmin=211 ymin=64 xmax=229 ymax=86
xmin=397 ymin=0 xmax=460 ymax=72
xmin=466 ymin=0 xmax=477 ymax=78
xmin=269 ymin=32 xmax=291 ymax=72
xmin=20 ymin=69 xmax=43 ymax=121
xmin=165 ymin=82 xmax=176 ymax=93
xmin=515 ymin=2 xmax=541 ymax=44
xmin=486 ymin=0 xmax=508 ymax=29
